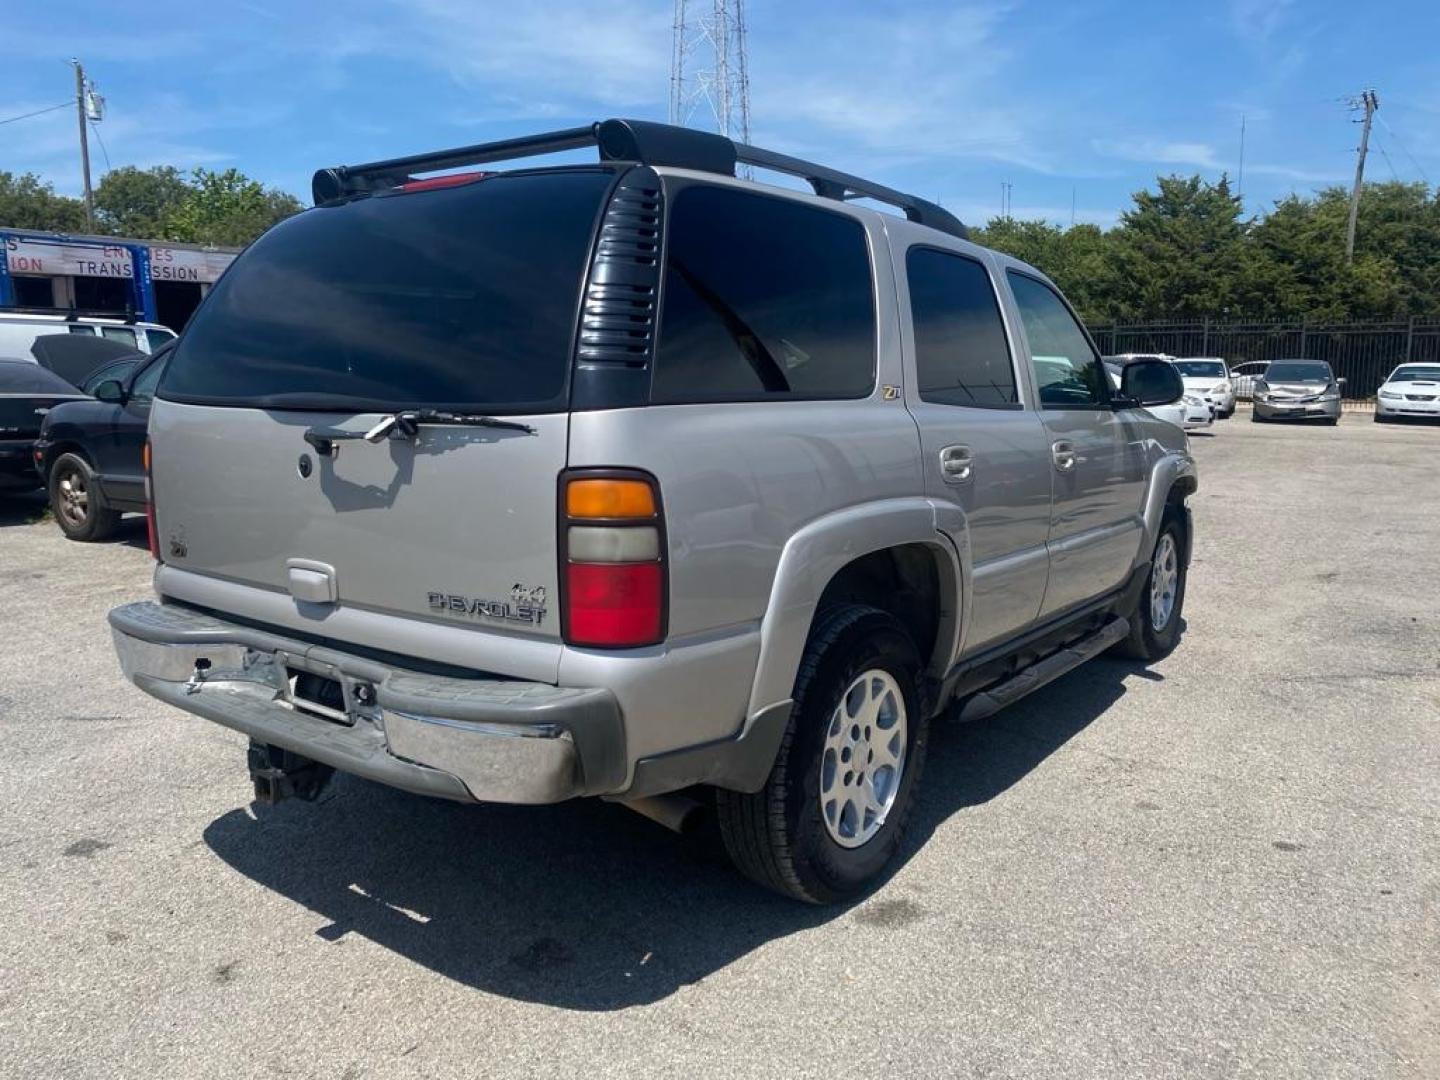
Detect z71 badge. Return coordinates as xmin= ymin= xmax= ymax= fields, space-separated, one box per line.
xmin=427 ymin=584 xmax=547 ymax=626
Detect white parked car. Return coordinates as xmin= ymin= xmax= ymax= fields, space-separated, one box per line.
xmin=1229 ymin=360 xmax=1269 ymax=402
xmin=1374 ymin=362 xmax=1440 ymax=423
xmin=1173 ymin=357 xmax=1235 ymax=418
xmin=0 ymin=311 xmax=176 ymax=362
xmin=1104 ymin=357 xmax=1212 ymax=431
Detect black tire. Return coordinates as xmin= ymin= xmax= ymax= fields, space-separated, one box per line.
xmin=1373 ymin=413 xmax=1388 ymax=424
xmin=716 ymin=605 xmax=929 ymax=904
xmin=1220 ymin=407 xmax=1235 ymax=419
xmin=1322 ymin=417 xmax=1339 ymax=426
xmin=1250 ymin=410 xmax=1263 ymax=423
xmin=1113 ymin=510 xmax=1187 ymax=662
xmin=47 ymin=452 xmax=120 ymax=542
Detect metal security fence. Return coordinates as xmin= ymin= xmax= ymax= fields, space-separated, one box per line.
xmin=1089 ymin=319 xmax=1440 ymax=400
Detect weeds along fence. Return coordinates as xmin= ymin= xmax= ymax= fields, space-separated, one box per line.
xmin=1088 ymin=319 xmax=1440 ymax=400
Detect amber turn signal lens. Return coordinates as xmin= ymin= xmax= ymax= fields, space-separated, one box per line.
xmin=566 ymin=478 xmax=656 ymax=520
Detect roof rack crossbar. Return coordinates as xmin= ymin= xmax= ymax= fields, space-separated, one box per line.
xmin=733 ymin=143 xmax=967 ymax=239
xmin=312 ymin=118 xmax=967 ymax=239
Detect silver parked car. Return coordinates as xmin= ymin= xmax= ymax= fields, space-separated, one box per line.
xmin=1251 ymin=359 xmax=1343 ymax=425
xmin=107 ymin=119 xmax=1196 ymax=902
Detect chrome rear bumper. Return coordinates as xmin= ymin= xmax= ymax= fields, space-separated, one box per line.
xmin=109 ymin=601 xmax=625 ymax=803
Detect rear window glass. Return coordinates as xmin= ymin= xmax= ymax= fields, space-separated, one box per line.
xmin=652 ymin=185 xmax=874 ymax=403
xmin=161 ymin=170 xmax=612 ymax=411
xmin=0 ymin=360 xmax=79 ymax=394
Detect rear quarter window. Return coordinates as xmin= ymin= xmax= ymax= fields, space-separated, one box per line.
xmin=652 ymin=185 xmax=875 ymax=403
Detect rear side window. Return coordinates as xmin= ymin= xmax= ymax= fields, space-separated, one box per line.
xmin=100 ymin=326 xmax=138 ymax=348
xmin=161 ymin=170 xmax=613 ymax=411
xmin=906 ymin=247 xmax=1017 ymax=408
xmin=652 ymin=186 xmax=874 ymax=403
xmin=145 ymin=328 xmax=176 ymax=352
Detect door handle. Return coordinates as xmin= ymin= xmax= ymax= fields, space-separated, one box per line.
xmin=939 ymin=444 xmax=974 ymax=484
xmin=1051 ymin=440 xmax=1078 ymax=472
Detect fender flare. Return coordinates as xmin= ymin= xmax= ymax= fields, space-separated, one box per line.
xmin=1136 ymin=450 xmax=1198 ymax=568
xmin=743 ymin=497 xmax=969 ymax=727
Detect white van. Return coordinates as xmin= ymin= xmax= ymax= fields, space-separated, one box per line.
xmin=0 ymin=311 xmax=177 ymax=362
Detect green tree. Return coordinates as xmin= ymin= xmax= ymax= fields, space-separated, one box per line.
xmin=94 ymin=165 xmax=193 ymax=239
xmin=165 ymin=168 xmax=303 ymax=246
xmin=1099 ymin=174 xmax=1248 ymax=320
xmin=0 ymin=171 xmax=87 ymax=232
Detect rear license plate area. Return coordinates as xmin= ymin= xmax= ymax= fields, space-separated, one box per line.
xmin=283 ymin=668 xmax=352 ymax=726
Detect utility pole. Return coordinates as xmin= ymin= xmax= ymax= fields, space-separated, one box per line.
xmin=71 ymin=58 xmax=95 ymax=231
xmin=1345 ymin=88 xmax=1379 ymax=265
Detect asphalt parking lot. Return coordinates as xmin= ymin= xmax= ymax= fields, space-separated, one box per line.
xmin=1 ymin=413 xmax=1436 ymax=1079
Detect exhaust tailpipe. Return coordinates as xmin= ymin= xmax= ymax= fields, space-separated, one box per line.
xmin=617 ymin=794 xmax=704 ymax=834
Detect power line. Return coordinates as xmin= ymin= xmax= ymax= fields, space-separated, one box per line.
xmin=1375 ymin=114 xmax=1431 ymax=186
xmin=88 ymin=120 xmax=111 ymax=172
xmin=1373 ymin=137 xmax=1400 ymax=183
xmin=0 ymin=101 xmax=70 ymax=126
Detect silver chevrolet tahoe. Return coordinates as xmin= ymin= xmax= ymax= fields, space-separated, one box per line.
xmin=108 ymin=119 xmax=1195 ymax=903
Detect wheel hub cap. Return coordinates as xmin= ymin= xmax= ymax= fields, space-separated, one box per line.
xmin=819 ymin=669 xmax=907 ymax=849
xmin=57 ymin=471 xmax=89 ymax=527
xmin=1150 ymin=534 xmax=1178 ymax=632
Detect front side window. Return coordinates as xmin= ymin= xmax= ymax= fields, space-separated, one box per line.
xmin=82 ymin=359 xmax=139 ymax=394
xmin=906 ymin=247 xmax=1017 ymax=408
xmin=1007 ymin=272 xmax=1106 ymax=407
xmin=653 ymin=185 xmax=874 ymax=403
xmin=129 ymin=356 xmax=167 ymax=403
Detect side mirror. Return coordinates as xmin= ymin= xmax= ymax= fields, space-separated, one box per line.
xmin=1336 ymin=377 xmax=1347 ymax=386
xmin=1118 ymin=359 xmax=1184 ymax=408
xmin=93 ymin=379 xmax=126 ymax=403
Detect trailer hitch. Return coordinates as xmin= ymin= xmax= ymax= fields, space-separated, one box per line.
xmin=247 ymin=740 xmax=335 ymax=805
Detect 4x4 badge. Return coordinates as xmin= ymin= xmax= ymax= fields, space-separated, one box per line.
xmin=882 ymin=385 xmax=900 ymax=400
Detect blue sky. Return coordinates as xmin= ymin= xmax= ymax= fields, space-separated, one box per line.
xmin=3 ymin=0 xmax=1438 ymax=230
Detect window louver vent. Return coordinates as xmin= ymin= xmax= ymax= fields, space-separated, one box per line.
xmin=577 ymin=170 xmax=663 ymax=368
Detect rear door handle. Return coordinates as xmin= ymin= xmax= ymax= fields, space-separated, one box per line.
xmin=1052 ymin=440 xmax=1078 ymax=472
xmin=939 ymin=444 xmax=974 ymax=484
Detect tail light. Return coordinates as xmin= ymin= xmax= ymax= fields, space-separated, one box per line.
xmin=560 ymin=471 xmax=665 ymax=647
xmin=143 ymin=438 xmax=160 ymax=562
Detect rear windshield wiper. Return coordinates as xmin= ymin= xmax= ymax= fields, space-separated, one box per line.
xmin=304 ymin=408 xmax=535 ymax=456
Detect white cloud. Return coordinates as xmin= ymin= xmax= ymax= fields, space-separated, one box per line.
xmin=745 ymin=3 xmax=1051 ymax=174
xmin=1093 ymin=138 xmax=1224 ymax=170
xmin=399 ymin=0 xmax=671 ymax=109
xmin=1229 ymin=0 xmax=1295 ymax=45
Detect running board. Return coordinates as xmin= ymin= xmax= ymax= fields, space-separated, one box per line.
xmin=954 ymin=616 xmax=1129 ymax=724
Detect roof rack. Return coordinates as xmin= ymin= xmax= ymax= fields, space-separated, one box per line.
xmin=312 ymin=118 xmax=967 ymax=240
xmin=1 ymin=305 xmax=139 ymax=324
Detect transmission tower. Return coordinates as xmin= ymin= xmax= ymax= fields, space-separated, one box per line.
xmin=669 ymin=0 xmax=751 ymax=147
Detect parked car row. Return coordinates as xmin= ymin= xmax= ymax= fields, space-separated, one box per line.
xmin=0 ymin=330 xmax=171 ymax=538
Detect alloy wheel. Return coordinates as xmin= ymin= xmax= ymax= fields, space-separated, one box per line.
xmin=819 ymin=669 xmax=907 ymax=849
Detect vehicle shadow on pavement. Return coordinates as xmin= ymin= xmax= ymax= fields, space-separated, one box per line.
xmin=202 ymin=658 xmax=1136 ymax=1012
xmin=0 ymin=491 xmax=48 ymax=526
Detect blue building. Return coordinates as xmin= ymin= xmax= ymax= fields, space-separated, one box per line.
xmin=0 ymin=228 xmax=238 ymax=331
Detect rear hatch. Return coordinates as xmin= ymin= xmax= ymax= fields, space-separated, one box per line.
xmin=152 ymin=168 xmax=615 ymax=654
